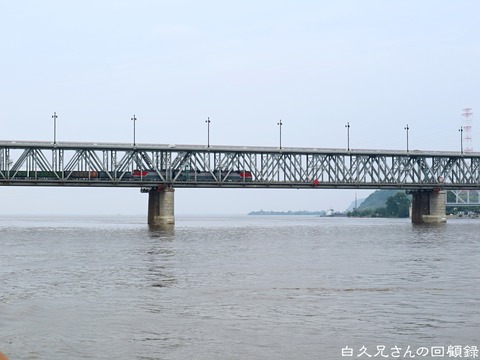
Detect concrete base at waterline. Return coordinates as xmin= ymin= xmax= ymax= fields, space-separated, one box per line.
xmin=410 ymin=190 xmax=446 ymax=224
xmin=148 ymin=187 xmax=175 ymax=226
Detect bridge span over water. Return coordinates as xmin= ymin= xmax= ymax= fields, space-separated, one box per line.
xmin=1 ymin=140 xmax=479 ymax=225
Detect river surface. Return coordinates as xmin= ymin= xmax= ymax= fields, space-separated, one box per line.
xmin=0 ymin=215 xmax=479 ymax=359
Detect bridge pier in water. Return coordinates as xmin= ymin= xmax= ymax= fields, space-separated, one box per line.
xmin=147 ymin=186 xmax=175 ymax=226
xmin=410 ymin=190 xmax=446 ymax=224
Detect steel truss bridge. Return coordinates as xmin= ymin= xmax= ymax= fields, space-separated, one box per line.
xmin=1 ymin=140 xmax=480 ymax=190
xmin=447 ymin=190 xmax=480 ymax=206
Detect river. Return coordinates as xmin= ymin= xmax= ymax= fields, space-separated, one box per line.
xmin=1 ymin=215 xmax=479 ymax=359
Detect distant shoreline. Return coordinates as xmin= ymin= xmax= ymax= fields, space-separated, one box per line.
xmin=247 ymin=210 xmax=346 ymax=216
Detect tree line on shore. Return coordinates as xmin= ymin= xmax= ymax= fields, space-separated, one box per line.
xmin=250 ymin=190 xmax=480 ymax=219
xmin=347 ymin=190 xmax=411 ymax=218
xmin=249 ymin=190 xmax=413 ymax=218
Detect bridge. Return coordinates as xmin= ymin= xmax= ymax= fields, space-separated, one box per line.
xmin=2 ymin=140 xmax=480 ymax=225
xmin=447 ymin=190 xmax=480 ymax=207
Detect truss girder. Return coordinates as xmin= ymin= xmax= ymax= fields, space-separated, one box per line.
xmin=447 ymin=189 xmax=480 ymax=205
xmin=1 ymin=142 xmax=480 ymax=189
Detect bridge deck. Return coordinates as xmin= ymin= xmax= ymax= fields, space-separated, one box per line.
xmin=0 ymin=140 xmax=475 ymax=156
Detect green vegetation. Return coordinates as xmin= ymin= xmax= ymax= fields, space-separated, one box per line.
xmin=249 ymin=190 xmax=413 ymax=218
xmin=348 ymin=190 xmax=411 ymax=218
xmin=354 ymin=190 xmax=401 ymax=210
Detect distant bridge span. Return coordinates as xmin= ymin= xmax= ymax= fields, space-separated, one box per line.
xmin=1 ymin=140 xmax=479 ymax=224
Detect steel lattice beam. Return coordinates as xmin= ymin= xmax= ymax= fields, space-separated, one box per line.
xmin=1 ymin=140 xmax=480 ymax=189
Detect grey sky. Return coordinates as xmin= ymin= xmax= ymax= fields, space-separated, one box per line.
xmin=1 ymin=1 xmax=479 ymax=215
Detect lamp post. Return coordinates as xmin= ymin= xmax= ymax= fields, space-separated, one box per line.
xmin=131 ymin=114 xmax=137 ymax=146
xmin=345 ymin=122 xmax=350 ymax=151
xmin=205 ymin=117 xmax=211 ymax=148
xmin=277 ymin=119 xmax=283 ymax=149
xmin=404 ymin=124 xmax=409 ymax=152
xmin=52 ymin=112 xmax=58 ymax=145
xmin=459 ymin=126 xmax=464 ymax=154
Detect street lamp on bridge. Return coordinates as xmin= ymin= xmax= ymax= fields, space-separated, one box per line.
xmin=345 ymin=122 xmax=350 ymax=151
xmin=205 ymin=117 xmax=211 ymax=148
xmin=459 ymin=126 xmax=463 ymax=154
xmin=277 ymin=119 xmax=283 ymax=149
xmin=404 ymin=124 xmax=409 ymax=152
xmin=52 ymin=112 xmax=58 ymax=145
xmin=131 ymin=114 xmax=137 ymax=146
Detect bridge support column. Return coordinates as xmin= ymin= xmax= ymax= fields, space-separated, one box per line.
xmin=410 ymin=190 xmax=446 ymax=224
xmin=148 ymin=186 xmax=175 ymax=226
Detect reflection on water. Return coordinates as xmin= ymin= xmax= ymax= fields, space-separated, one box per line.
xmin=0 ymin=216 xmax=479 ymax=359
xmin=148 ymin=223 xmax=175 ymax=235
xmin=146 ymin=231 xmax=176 ymax=289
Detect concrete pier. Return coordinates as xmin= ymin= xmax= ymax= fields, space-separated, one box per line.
xmin=410 ymin=190 xmax=446 ymax=224
xmin=148 ymin=186 xmax=175 ymax=226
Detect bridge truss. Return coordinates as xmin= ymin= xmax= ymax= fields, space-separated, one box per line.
xmin=447 ymin=190 xmax=480 ymax=206
xmin=1 ymin=141 xmax=480 ymax=190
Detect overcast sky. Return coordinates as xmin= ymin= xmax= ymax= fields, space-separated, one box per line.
xmin=1 ymin=1 xmax=479 ymax=216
